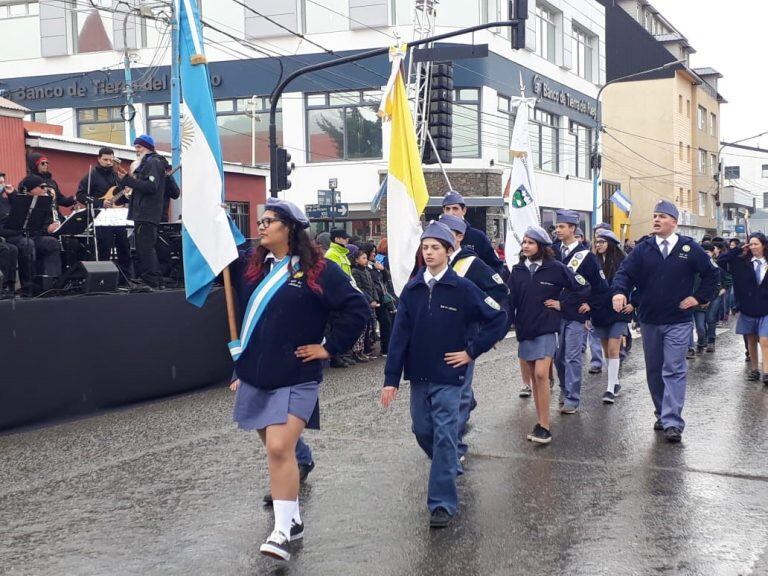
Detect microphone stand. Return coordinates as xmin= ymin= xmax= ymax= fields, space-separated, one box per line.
xmin=85 ymin=165 xmax=99 ymax=262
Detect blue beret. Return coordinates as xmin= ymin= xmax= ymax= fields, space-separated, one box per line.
xmin=594 ymin=222 xmax=611 ymax=231
xmin=438 ymin=214 xmax=467 ymax=234
xmin=596 ymin=229 xmax=620 ymax=244
xmin=523 ymin=225 xmax=553 ymax=246
xmin=265 ymin=197 xmax=310 ymax=229
xmin=653 ymin=200 xmax=679 ymax=220
xmin=421 ymin=220 xmax=456 ymax=247
xmin=555 ymin=209 xmax=580 ymax=225
xmin=133 ymin=134 xmax=155 ymax=150
xmin=575 ymin=227 xmax=585 ymax=238
xmin=441 ymin=190 xmax=466 ymax=207
xmin=347 ymin=244 xmax=360 ymax=259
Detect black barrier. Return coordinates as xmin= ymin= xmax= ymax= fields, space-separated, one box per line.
xmin=0 ymin=288 xmax=233 ymax=432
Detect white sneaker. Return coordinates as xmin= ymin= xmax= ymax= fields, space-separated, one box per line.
xmin=519 ymin=384 xmax=532 ymax=397
xmin=260 ymin=530 xmax=291 ymax=562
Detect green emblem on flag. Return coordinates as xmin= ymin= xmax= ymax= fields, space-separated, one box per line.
xmin=511 ymin=185 xmax=532 ymax=209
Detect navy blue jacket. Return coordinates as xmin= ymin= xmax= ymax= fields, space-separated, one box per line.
xmin=232 ymin=252 xmax=369 ymax=391
xmin=717 ymin=248 xmax=768 ymax=318
xmin=591 ymin=254 xmax=632 ymax=327
xmin=462 ymin=224 xmax=504 ymax=274
xmin=384 ymin=266 xmax=507 ymax=387
xmin=612 ymin=235 xmax=719 ymax=325
xmin=556 ymin=242 xmax=608 ymax=322
xmin=507 ymin=258 xmax=590 ymax=342
xmin=450 ymin=247 xmax=509 ymax=308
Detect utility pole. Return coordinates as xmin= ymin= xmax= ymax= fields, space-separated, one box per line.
xmin=121 ymin=9 xmax=137 ymax=142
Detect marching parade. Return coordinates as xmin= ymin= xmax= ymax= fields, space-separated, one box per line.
xmin=1 ymin=0 xmax=768 ymax=574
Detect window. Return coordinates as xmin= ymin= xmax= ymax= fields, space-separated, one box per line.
xmin=763 ymin=164 xmax=768 ymax=178
xmin=698 ymin=149 xmax=707 ymax=174
xmin=306 ymin=90 xmax=382 ymax=162
xmin=678 ymin=142 xmax=683 ymax=161
xmin=711 ymin=153 xmax=717 ymax=176
xmin=535 ymin=4 xmax=557 ymax=63
xmin=567 ymin=121 xmax=591 ymax=178
xmin=216 ymin=97 xmax=283 ymax=165
xmin=711 ymin=194 xmax=716 ymax=219
xmin=678 ymin=95 xmax=683 ymax=114
xmin=686 ymin=144 xmax=691 ymax=163
xmin=686 ymin=99 xmax=690 ymax=118
xmin=724 ymin=166 xmax=740 ymax=180
xmin=571 ymin=25 xmax=594 ymax=81
xmin=697 ymin=105 xmax=707 ymax=131
xmin=72 ymin=0 xmax=114 ymax=53
xmin=710 ymin=113 xmax=717 ymax=137
xmin=698 ymin=191 xmax=706 ymax=217
xmin=77 ymin=107 xmax=126 ymax=144
xmin=227 ymin=201 xmax=250 ymax=238
xmin=147 ymin=104 xmax=172 ymax=153
xmin=436 ymin=0 xmax=481 ymax=26
xmin=676 ymin=187 xmax=683 ymax=205
xmin=24 ymin=111 xmax=47 ymax=123
xmin=391 ymin=0 xmax=412 ymax=25
xmin=303 ymin=0 xmax=349 ymax=33
xmin=529 ymin=108 xmax=559 ymax=173
xmin=497 ymin=94 xmax=516 ymax=164
xmin=0 ymin=2 xmax=38 ymax=18
xmin=453 ymin=88 xmax=481 ymax=159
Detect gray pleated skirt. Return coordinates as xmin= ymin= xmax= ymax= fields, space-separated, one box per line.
xmin=233 ymin=380 xmax=320 ymax=431
xmin=518 ymin=333 xmax=558 ymax=361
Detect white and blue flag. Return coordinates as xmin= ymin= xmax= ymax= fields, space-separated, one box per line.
xmin=610 ymin=189 xmax=632 ymax=214
xmin=178 ymin=0 xmax=243 ymax=307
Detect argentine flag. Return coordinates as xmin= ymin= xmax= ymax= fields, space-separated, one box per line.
xmin=178 ymin=0 xmax=244 ymax=307
xmin=378 ymin=45 xmax=429 ymax=295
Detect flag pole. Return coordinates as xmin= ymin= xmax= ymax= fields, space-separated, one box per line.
xmin=221 ymin=267 xmax=239 ymax=342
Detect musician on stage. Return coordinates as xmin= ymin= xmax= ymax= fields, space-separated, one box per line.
xmin=76 ymin=147 xmax=132 ymax=280
xmin=24 ymin=153 xmax=76 ymax=219
xmin=0 ymin=173 xmax=19 ymax=296
xmin=118 ymin=135 xmax=166 ymax=289
xmin=0 ymin=174 xmax=62 ymax=289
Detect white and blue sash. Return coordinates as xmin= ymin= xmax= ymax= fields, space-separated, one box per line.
xmin=228 ymin=255 xmax=299 ymax=360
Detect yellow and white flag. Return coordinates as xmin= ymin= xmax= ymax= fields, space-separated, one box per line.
xmin=379 ymin=45 xmax=429 ymax=295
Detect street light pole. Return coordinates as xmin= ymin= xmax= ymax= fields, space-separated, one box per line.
xmin=591 ymin=59 xmax=686 ymax=230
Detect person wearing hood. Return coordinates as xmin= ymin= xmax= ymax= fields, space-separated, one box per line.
xmin=117 ymin=135 xmax=167 ymax=288
xmin=76 ymin=147 xmax=132 ymax=280
xmin=24 ymin=153 xmax=75 ymax=219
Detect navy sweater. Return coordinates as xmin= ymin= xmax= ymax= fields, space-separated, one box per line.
xmin=507 ymin=259 xmax=590 ymax=342
xmin=717 ymin=248 xmax=768 ymax=318
xmin=591 ymin=255 xmax=633 ymax=327
xmin=384 ymin=266 xmax=507 ymax=387
xmin=450 ymin=247 xmax=510 ymax=308
xmin=232 ymin=252 xmax=369 ymax=390
xmin=461 ymin=224 xmax=504 ymax=274
xmin=612 ymin=235 xmax=718 ymax=325
xmin=556 ymin=242 xmax=609 ymax=322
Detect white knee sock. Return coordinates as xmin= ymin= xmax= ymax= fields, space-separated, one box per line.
xmin=293 ymin=498 xmax=302 ymax=524
xmin=607 ymin=358 xmax=620 ymax=394
xmin=273 ymin=500 xmax=296 ymax=538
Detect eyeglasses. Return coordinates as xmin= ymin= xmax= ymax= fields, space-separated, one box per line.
xmin=256 ymin=217 xmax=284 ymax=229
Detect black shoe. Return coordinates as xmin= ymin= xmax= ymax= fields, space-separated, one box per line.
xmin=260 ymin=530 xmax=291 ymax=561
xmin=429 ymin=507 xmax=453 ymax=529
xmin=696 ymin=346 xmax=705 ymax=354
xmin=530 ymin=425 xmax=552 ymax=444
xmin=654 ymin=418 xmax=664 ymax=431
xmin=686 ymin=348 xmax=696 ymax=360
xmin=602 ymin=391 xmax=616 ymax=404
xmin=342 ymin=355 xmax=357 ymax=365
xmin=330 ymin=357 xmax=348 ymax=368
xmin=526 ymin=423 xmax=542 ymax=441
xmin=763 ymin=374 xmax=768 ymax=386
xmin=263 ymin=492 xmax=273 ymax=505
xmin=748 ymin=369 xmax=760 ymax=381
xmin=299 ymin=461 xmax=315 ymax=484
xmin=614 ymin=384 xmax=622 ymax=397
xmin=706 ymin=343 xmax=715 ymax=353
xmin=664 ymin=427 xmax=682 ymax=443
xmin=588 ymin=366 xmax=602 ymax=374
xmin=290 ymin=520 xmax=304 ymax=542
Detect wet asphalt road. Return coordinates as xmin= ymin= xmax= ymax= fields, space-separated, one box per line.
xmin=2 ymin=324 xmax=768 ymax=576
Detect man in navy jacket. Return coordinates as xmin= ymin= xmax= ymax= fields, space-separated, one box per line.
xmin=612 ymin=200 xmax=718 ymax=442
xmin=554 ymin=209 xmax=606 ymax=413
xmin=441 ymin=190 xmax=504 ymax=274
xmin=381 ymin=221 xmax=506 ymax=529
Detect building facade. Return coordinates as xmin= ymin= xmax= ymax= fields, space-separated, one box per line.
xmin=0 ymin=0 xmax=606 ymax=244
xmin=599 ymin=0 xmax=725 ymax=240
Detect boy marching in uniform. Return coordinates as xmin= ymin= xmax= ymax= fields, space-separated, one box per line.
xmin=553 ymin=210 xmax=608 ymax=413
xmin=380 ymin=221 xmax=507 ymax=528
xmin=441 ymin=190 xmax=504 ymax=274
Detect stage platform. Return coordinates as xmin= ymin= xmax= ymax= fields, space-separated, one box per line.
xmin=0 ymin=288 xmax=233 ymax=432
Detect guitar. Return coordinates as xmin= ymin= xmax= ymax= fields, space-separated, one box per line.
xmin=100 ymin=162 xmax=181 ymax=208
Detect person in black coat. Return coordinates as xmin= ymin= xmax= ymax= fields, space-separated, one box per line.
xmin=118 ymin=135 xmax=167 ymax=287
xmin=362 ymin=243 xmax=394 ymax=355
xmin=76 ymin=147 xmax=131 ymax=279
xmin=351 ymin=246 xmax=379 ymax=357
xmin=23 ymin=152 xmax=76 ymax=219
xmin=441 ymin=189 xmax=504 ymax=274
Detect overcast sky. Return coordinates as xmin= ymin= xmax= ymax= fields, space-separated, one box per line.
xmin=649 ymin=0 xmax=767 ymax=147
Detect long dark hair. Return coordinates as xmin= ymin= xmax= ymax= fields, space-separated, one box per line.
xmin=245 ymin=222 xmax=326 ymax=294
xmin=595 ymin=242 xmax=625 ymax=281
xmin=740 ymin=233 xmax=768 ymax=262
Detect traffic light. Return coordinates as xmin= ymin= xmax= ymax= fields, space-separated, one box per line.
xmin=276 ymin=147 xmax=293 ymax=191
xmin=423 ymin=62 xmax=453 ymax=165
xmin=510 ymin=0 xmax=528 ymax=50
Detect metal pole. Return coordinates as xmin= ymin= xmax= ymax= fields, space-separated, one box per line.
xmin=268 ymin=19 xmax=523 ymax=197
xmin=122 ymin=10 xmax=136 ymax=143
xmin=170 ymin=0 xmax=182 ymax=220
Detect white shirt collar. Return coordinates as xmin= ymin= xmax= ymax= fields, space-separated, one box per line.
xmin=752 ymin=256 xmax=767 ymax=265
xmin=449 ymin=249 xmax=461 ymax=263
xmin=563 ymin=240 xmax=580 ymax=253
xmin=525 ymin=259 xmax=543 ymax=269
xmin=656 ymin=233 xmax=678 ymax=249
xmin=424 ymin=265 xmax=449 ymax=284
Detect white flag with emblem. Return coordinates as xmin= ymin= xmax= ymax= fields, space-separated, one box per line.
xmin=504 ymin=94 xmax=541 ymax=270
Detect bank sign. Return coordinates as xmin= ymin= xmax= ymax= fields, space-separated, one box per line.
xmin=532 ymin=75 xmax=597 ymax=120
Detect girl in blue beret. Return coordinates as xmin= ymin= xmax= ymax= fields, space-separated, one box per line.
xmin=229 ymin=200 xmax=368 ymax=562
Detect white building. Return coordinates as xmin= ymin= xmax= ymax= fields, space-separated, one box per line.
xmin=0 ymin=0 xmax=606 ymax=242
